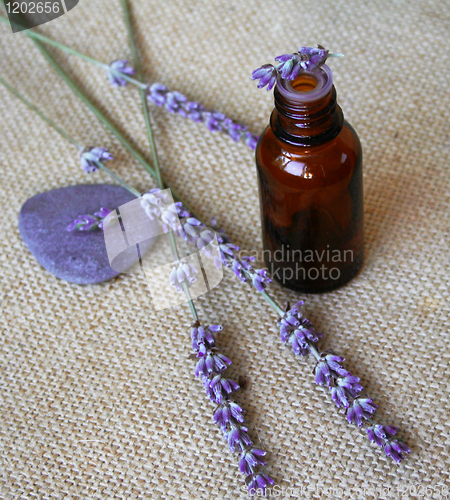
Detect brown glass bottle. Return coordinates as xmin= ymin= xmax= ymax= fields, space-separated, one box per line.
xmin=255 ymin=65 xmax=363 ymax=293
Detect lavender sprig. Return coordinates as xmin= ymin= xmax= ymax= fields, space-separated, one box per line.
xmin=80 ymin=147 xmax=114 ymax=173
xmin=191 ymin=322 xmax=273 ymax=496
xmin=278 ymin=301 xmax=410 ymax=463
xmin=251 ymin=45 xmax=344 ymax=90
xmin=171 ymin=205 xmax=271 ymax=293
xmin=107 ymin=59 xmax=136 ymax=86
xmin=147 ymin=83 xmax=259 ymax=150
xmin=66 ymin=207 xmax=112 ymax=231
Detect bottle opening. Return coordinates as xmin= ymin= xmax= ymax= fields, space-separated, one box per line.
xmin=291 ymin=74 xmax=318 ymax=92
xmin=276 ymin=64 xmax=333 ymax=103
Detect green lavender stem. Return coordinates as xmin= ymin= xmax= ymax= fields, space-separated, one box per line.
xmin=0 ymin=77 xmax=142 ymax=198
xmin=0 ymin=75 xmax=80 ymax=148
xmin=0 ymin=14 xmax=146 ymax=89
xmin=121 ymin=0 xmax=198 ymax=322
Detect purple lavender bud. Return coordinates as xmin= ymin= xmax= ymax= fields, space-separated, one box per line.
xmin=384 ymin=440 xmax=410 ymax=463
xmin=347 ymin=398 xmax=378 ymax=427
xmin=247 ymin=473 xmax=275 ymax=496
xmin=315 ymin=359 xmax=332 ymax=385
xmin=165 ymin=91 xmax=188 ymax=116
xmin=275 ymin=54 xmax=302 ymax=80
xmin=226 ymin=424 xmax=253 ymax=453
xmin=205 ymin=112 xmax=226 ymax=132
xmin=107 ymin=60 xmax=136 ymax=87
xmin=244 ymin=132 xmax=259 ymax=150
xmin=289 ymin=333 xmax=309 ymax=356
xmin=330 ymin=384 xmax=350 ymax=408
xmin=229 ymin=401 xmax=245 ymax=422
xmin=367 ymin=424 xmax=398 ymax=446
xmin=337 ymin=375 xmax=363 ymax=398
xmin=213 ymin=404 xmax=232 ymax=429
xmin=252 ymin=268 xmax=271 ymax=293
xmin=66 ymin=214 xmax=97 ymax=232
xmin=185 ymin=101 xmax=204 ymax=122
xmin=94 ymin=207 xmax=112 ymax=219
xmin=298 ymin=46 xmax=329 ymax=70
xmin=208 ymin=375 xmax=240 ymax=403
xmin=324 ymin=354 xmax=349 ymax=377
xmin=296 ymin=317 xmax=323 ymax=343
xmin=251 ymin=64 xmax=279 ymax=91
xmin=239 ymin=448 xmax=267 ymax=475
xmin=80 ymin=147 xmax=113 ymax=173
xmin=147 ymin=83 xmax=168 ymax=106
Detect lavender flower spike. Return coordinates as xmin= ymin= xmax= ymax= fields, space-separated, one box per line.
xmin=247 ymin=473 xmax=275 ymax=497
xmin=146 ymin=84 xmax=259 ymax=150
xmin=251 ymin=64 xmax=278 ymax=91
xmin=80 ymin=147 xmax=113 ymax=173
xmin=107 ymin=60 xmax=136 ymax=87
xmin=252 ymin=45 xmax=343 ymax=91
xmin=190 ymin=321 xmax=272 ymax=491
xmin=66 ymin=207 xmax=112 ymax=232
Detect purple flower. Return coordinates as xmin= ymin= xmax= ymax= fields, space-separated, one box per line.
xmin=207 ymin=374 xmax=240 ymax=403
xmin=169 ymin=262 xmax=198 ymax=292
xmin=165 ymin=91 xmax=187 ymax=116
xmin=191 ymin=324 xmax=222 ymax=353
xmin=195 ymin=352 xmax=232 ymax=377
xmin=330 ymin=375 xmax=363 ymax=408
xmin=252 ymin=268 xmax=272 ymax=292
xmin=66 ymin=214 xmax=97 ymax=232
xmin=275 ymin=53 xmax=303 ymax=80
xmin=315 ymin=354 xmax=350 ymax=386
xmin=244 ymin=132 xmax=259 ymax=150
xmin=346 ymin=398 xmax=378 ymax=427
xmin=298 ymin=46 xmax=329 ymax=70
xmin=225 ymin=119 xmax=247 ymax=142
xmin=251 ymin=64 xmax=279 ymax=90
xmin=66 ymin=207 xmax=112 ymax=232
xmin=107 ymin=60 xmax=135 ymax=87
xmin=385 ymin=440 xmax=411 ymax=463
xmin=213 ymin=401 xmax=245 ymax=430
xmin=146 ymin=83 xmax=258 ymax=149
xmin=80 ymin=147 xmax=113 ymax=173
xmin=147 ymin=83 xmax=168 ymax=106
xmin=367 ymin=424 xmax=398 ymax=446
xmin=247 ymin=473 xmax=275 ymax=496
xmin=239 ymin=448 xmax=267 ymax=475
xmin=185 ymin=101 xmax=204 ymax=122
xmin=225 ymin=424 xmax=253 ymax=453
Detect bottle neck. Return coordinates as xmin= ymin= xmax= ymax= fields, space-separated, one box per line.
xmin=270 ymin=65 xmax=343 ymax=146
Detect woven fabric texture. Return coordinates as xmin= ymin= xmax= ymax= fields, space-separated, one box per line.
xmin=1 ymin=0 xmax=449 ymax=498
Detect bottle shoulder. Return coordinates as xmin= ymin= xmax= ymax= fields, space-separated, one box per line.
xmin=256 ymin=120 xmax=362 ymax=188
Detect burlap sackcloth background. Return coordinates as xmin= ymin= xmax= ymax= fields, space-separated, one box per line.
xmin=1 ymin=0 xmax=449 ymax=498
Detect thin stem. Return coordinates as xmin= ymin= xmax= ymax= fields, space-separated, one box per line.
xmin=119 ymin=0 xmax=164 ymax=190
xmin=306 ymin=341 xmax=321 ymax=361
xmin=29 ymin=35 xmax=198 ymax=217
xmin=0 ymin=75 xmax=81 ymax=148
xmin=121 ymin=0 xmax=198 ymax=322
xmin=31 ymin=39 xmax=157 ymax=173
xmin=94 ymin=161 xmax=141 ymax=198
xmin=0 ymin=14 xmax=147 ymax=89
xmin=259 ymin=289 xmax=285 ymax=317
